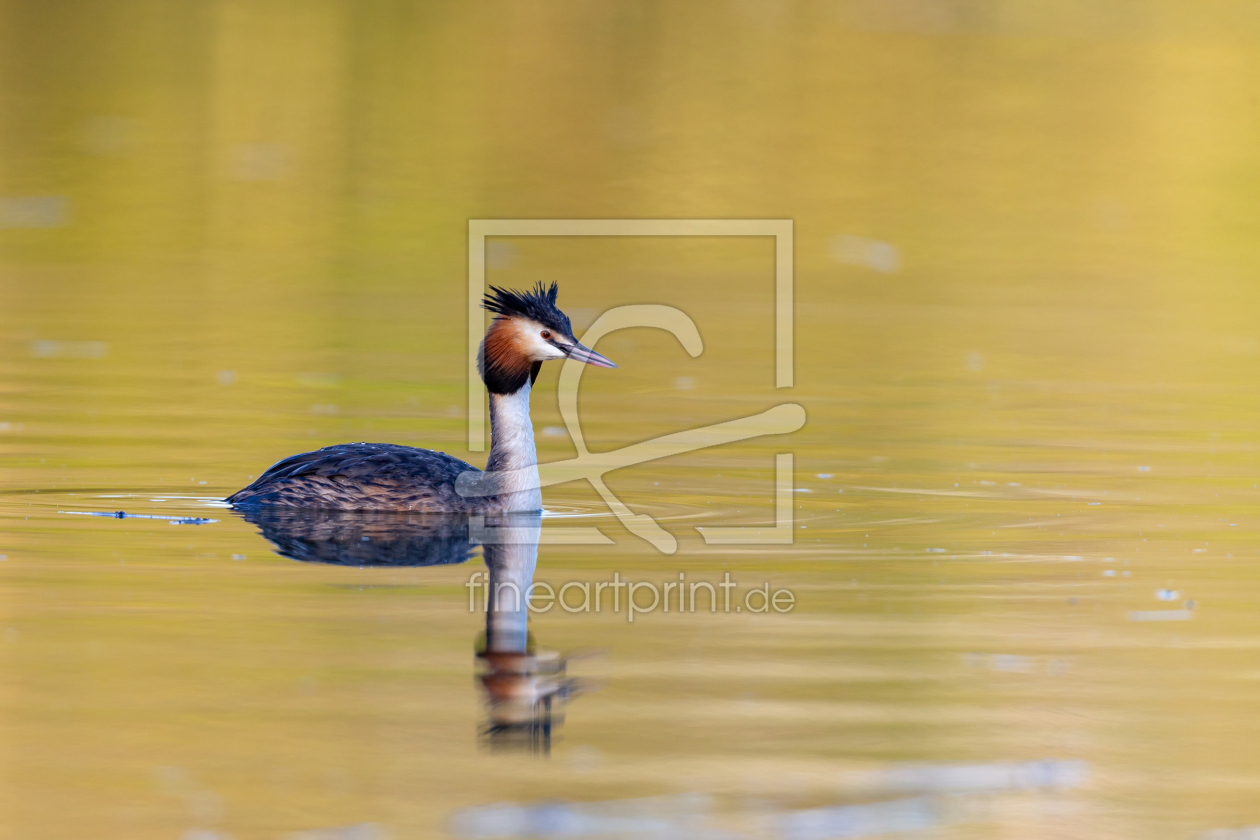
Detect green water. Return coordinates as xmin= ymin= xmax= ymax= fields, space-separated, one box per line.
xmin=3 ymin=2 xmax=1260 ymax=838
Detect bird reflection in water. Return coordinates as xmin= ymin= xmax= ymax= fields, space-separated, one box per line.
xmin=236 ymin=508 xmax=582 ymax=754
xmin=475 ymin=514 xmax=581 ymax=754
xmin=236 ymin=507 xmax=476 ymax=567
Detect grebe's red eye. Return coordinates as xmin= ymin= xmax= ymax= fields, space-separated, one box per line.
xmin=541 ymin=330 xmax=551 ymax=340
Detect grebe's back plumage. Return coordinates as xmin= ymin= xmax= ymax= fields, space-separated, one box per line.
xmin=226 ymin=283 xmax=615 ymax=513
xmin=226 ymin=442 xmax=485 ymax=511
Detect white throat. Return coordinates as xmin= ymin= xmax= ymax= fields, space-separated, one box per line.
xmin=486 ymin=380 xmax=542 ymax=512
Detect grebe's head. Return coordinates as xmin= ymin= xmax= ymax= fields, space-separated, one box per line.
xmin=478 ymin=282 xmax=616 ymax=394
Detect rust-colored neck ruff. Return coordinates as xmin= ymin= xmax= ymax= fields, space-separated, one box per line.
xmin=478 ymin=317 xmax=537 ymax=395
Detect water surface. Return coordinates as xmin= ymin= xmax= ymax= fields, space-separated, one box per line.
xmin=2 ymin=3 xmax=1260 ymax=838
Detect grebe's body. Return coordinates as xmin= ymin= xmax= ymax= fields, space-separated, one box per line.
xmin=225 ymin=441 xmax=488 ymax=512
xmin=227 ymin=284 xmax=614 ymax=513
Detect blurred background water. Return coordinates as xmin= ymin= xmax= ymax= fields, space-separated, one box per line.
xmin=3 ymin=1 xmax=1260 ymax=838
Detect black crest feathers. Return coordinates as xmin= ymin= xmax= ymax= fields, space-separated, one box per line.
xmin=481 ymin=282 xmax=572 ymax=336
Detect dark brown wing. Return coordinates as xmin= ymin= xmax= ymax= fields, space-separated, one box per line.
xmin=226 ymin=442 xmax=485 ymax=512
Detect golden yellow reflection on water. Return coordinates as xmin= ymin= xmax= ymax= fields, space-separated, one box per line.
xmin=3 ymin=2 xmax=1260 ymax=838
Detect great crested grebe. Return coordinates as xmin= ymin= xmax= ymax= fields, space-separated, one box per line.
xmin=226 ymin=283 xmax=615 ymax=513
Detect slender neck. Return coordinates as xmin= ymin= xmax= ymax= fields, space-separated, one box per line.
xmin=485 ymin=380 xmax=542 ymax=512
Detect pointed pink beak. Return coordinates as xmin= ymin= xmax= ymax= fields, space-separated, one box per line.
xmin=565 ymin=341 xmax=617 ymax=368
